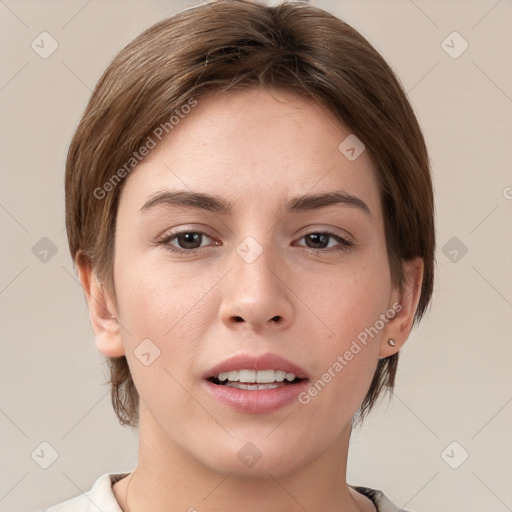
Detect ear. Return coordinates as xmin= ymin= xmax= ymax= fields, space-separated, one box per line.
xmin=379 ymin=257 xmax=424 ymax=358
xmin=75 ymin=252 xmax=125 ymax=358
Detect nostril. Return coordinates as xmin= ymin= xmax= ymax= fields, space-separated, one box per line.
xmin=232 ymin=315 xmax=281 ymax=323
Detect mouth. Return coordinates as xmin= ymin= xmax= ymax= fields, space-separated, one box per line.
xmin=203 ymin=353 xmax=310 ymax=413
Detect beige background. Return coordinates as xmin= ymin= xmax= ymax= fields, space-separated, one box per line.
xmin=1 ymin=1 xmax=511 ymax=511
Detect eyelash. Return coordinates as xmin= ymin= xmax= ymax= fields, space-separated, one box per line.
xmin=158 ymin=230 xmax=354 ymax=255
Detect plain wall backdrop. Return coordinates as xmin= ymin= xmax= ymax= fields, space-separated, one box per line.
xmin=1 ymin=1 xmax=511 ymax=511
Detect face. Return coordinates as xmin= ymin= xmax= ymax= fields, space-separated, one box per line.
xmin=107 ymin=87 xmax=401 ymax=478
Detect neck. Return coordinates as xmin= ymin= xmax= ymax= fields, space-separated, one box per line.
xmin=119 ymin=405 xmax=371 ymax=512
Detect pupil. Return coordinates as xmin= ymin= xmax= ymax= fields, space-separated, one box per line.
xmin=179 ymin=232 xmax=201 ymax=249
xmin=307 ymin=233 xmax=328 ymax=249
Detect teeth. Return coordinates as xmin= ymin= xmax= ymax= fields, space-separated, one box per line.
xmin=216 ymin=369 xmax=297 ymax=383
xmin=275 ymin=370 xmax=286 ymax=382
xmin=239 ymin=369 xmax=256 ymax=383
xmin=225 ymin=382 xmax=282 ymax=390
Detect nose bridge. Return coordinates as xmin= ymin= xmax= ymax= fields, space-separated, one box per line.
xmin=219 ymin=234 xmax=293 ymax=330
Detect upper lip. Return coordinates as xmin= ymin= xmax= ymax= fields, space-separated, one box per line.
xmin=204 ymin=352 xmax=309 ymax=380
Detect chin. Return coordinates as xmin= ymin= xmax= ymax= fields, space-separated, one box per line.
xmin=190 ymin=436 xmax=315 ymax=481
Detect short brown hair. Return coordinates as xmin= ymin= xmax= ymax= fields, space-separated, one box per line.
xmin=65 ymin=0 xmax=435 ymax=429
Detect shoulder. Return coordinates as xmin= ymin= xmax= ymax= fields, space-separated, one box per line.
xmin=37 ymin=472 xmax=129 ymax=512
xmin=350 ymin=485 xmax=413 ymax=512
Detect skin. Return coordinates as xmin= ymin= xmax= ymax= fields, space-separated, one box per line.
xmin=77 ymin=87 xmax=423 ymax=512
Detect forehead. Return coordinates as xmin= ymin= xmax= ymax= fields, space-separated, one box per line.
xmin=120 ymin=87 xmax=381 ymax=218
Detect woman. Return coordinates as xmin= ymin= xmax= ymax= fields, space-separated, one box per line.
xmin=44 ymin=0 xmax=435 ymax=510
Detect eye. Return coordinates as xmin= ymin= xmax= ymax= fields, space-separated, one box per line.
xmin=159 ymin=230 xmax=217 ymax=254
xmin=158 ymin=229 xmax=354 ymax=255
xmin=295 ymin=231 xmax=353 ymax=251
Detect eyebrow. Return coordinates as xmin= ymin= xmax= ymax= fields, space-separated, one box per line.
xmin=140 ymin=190 xmax=372 ymax=218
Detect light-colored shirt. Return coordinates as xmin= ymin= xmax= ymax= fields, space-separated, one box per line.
xmin=39 ymin=472 xmax=412 ymax=512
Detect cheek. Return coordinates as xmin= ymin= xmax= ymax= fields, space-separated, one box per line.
xmin=305 ymin=254 xmax=392 ymax=342
xmin=297 ymin=255 xmax=391 ymax=402
xmin=114 ymin=258 xmax=219 ymax=358
xmin=113 ymin=260 xmax=218 ymax=432
xmin=113 ymin=233 xmax=392 ymax=414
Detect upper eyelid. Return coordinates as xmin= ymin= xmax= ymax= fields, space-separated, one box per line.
xmin=159 ymin=222 xmax=353 ymax=237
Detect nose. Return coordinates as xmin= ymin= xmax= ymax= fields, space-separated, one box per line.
xmin=219 ymin=242 xmax=294 ymax=332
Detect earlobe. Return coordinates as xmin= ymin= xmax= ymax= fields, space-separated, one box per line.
xmin=75 ymin=252 xmax=125 ymax=358
xmin=379 ymin=257 xmax=424 ymax=359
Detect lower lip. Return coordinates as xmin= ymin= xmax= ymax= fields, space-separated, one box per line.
xmin=203 ymin=379 xmax=310 ymax=414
